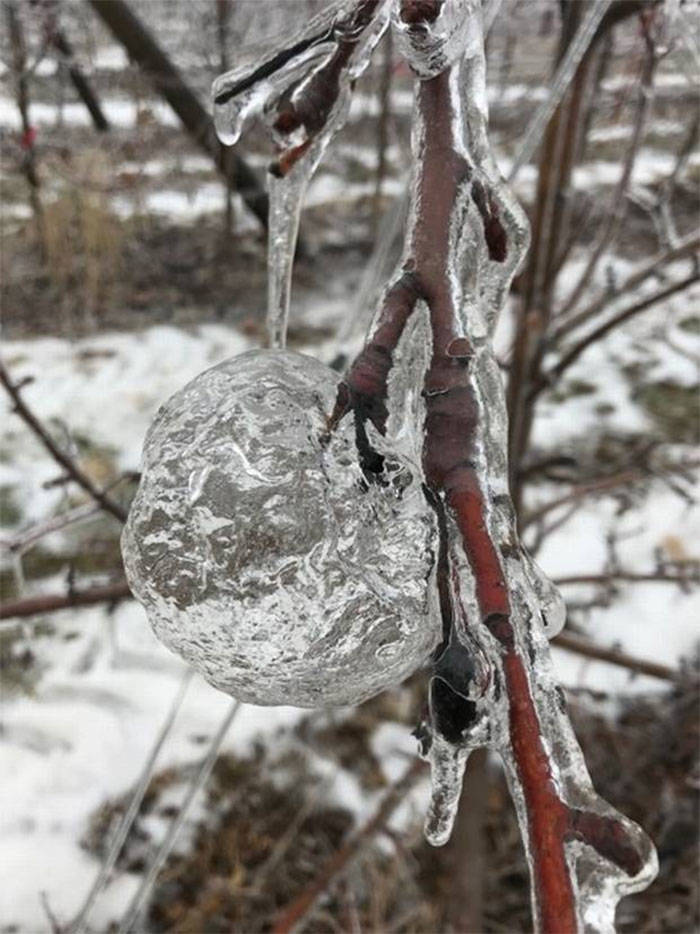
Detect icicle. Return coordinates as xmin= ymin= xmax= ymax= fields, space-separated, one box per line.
xmin=213 ymin=1 xmax=392 ymax=349
xmin=266 ymin=167 xmax=312 ymax=348
xmin=423 ymin=734 xmax=469 ymax=845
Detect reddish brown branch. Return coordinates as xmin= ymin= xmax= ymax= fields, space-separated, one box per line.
xmin=0 ymin=360 xmax=128 ymax=523
xmin=272 ymin=759 xmax=425 ymax=934
xmin=0 ymin=580 xmax=132 ymax=621
xmin=270 ymin=0 xmax=381 ymax=176
xmin=559 ymin=23 xmax=657 ymax=317
xmin=332 ymin=10 xmax=654 ymax=929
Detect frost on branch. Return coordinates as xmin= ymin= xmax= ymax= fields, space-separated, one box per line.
xmin=122 ymin=350 xmax=439 ymax=708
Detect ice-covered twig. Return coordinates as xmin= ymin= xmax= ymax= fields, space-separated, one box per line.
xmin=69 ymin=669 xmax=193 ymax=934
xmin=331 ymin=2 xmax=656 ymax=930
xmin=0 ymin=360 xmax=127 ymax=523
xmin=116 ymin=700 xmax=240 ymax=933
xmin=213 ymin=1 xmax=391 ymax=349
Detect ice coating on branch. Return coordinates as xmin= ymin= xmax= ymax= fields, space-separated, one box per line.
xmin=332 ymin=1 xmax=658 ymax=926
xmin=211 ymin=41 xmax=335 ymax=147
xmin=122 ymin=350 xmax=440 ymax=708
xmin=392 ymin=0 xmax=483 ymax=78
xmin=213 ymin=1 xmax=391 ymax=349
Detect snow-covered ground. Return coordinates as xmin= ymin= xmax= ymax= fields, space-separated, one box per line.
xmin=1 ymin=22 xmax=698 ymax=932
xmin=1 ymin=284 xmax=698 ymax=928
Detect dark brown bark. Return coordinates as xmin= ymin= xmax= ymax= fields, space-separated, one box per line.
xmin=34 ymin=0 xmax=111 ymax=131
xmin=88 ymin=0 xmax=268 ymax=227
xmin=5 ymin=0 xmax=45 ymax=248
xmin=0 ymin=581 xmax=132 ymax=620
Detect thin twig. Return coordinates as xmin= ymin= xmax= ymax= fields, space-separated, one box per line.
xmin=554 ymin=570 xmax=699 ymax=586
xmin=273 ymin=759 xmax=425 ymax=934
xmin=535 ymin=272 xmax=700 ymax=397
xmin=551 ymin=231 xmax=700 ymax=343
xmin=70 ymin=669 xmax=194 ymax=934
xmin=0 ymin=360 xmax=128 ymax=523
xmin=522 ymin=468 xmax=643 ymax=529
xmin=552 ymin=632 xmax=675 ymax=681
xmin=116 ymin=700 xmax=241 ymax=934
xmin=558 ymin=24 xmax=657 ymax=316
xmin=507 ymin=0 xmax=612 ymax=181
xmin=0 ymin=580 xmax=132 ymax=621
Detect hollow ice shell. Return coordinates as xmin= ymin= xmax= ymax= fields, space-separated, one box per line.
xmin=122 ymin=349 xmax=440 ymax=708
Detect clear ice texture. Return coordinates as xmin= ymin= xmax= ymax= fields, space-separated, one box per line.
xmin=122 ymin=350 xmax=440 ymax=708
xmin=213 ymin=1 xmax=391 ymax=349
xmin=368 ymin=1 xmax=658 ymax=925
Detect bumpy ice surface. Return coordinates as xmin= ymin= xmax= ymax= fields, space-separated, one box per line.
xmin=122 ymin=349 xmax=440 ymax=707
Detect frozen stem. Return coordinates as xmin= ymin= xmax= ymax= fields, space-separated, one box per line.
xmin=331 ymin=2 xmax=657 ymax=930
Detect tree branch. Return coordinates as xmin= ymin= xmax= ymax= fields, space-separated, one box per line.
xmin=535 ymin=272 xmax=699 ymax=396
xmin=558 ymin=19 xmax=657 ymax=317
xmin=88 ymin=0 xmax=268 ymax=227
xmin=0 ymin=580 xmax=132 ymax=621
xmin=552 ymin=632 xmax=675 ymax=681
xmin=0 ymin=360 xmax=128 ymax=523
xmin=551 ymin=231 xmax=700 ymax=343
xmin=272 ymin=759 xmax=425 ymax=934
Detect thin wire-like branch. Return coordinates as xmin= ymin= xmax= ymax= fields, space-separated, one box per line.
xmin=522 ymin=468 xmax=643 ymax=529
xmin=0 ymin=580 xmax=132 ymax=621
xmin=507 ymin=0 xmax=612 ymax=181
xmin=117 ymin=700 xmax=241 ymax=934
xmin=551 ymin=231 xmax=700 ymax=343
xmin=2 ymin=475 xmax=134 ymax=554
xmin=534 ymin=272 xmax=699 ymax=398
xmin=0 ymin=360 xmax=127 ymax=523
xmin=558 ymin=26 xmax=657 ymax=317
xmin=70 ymin=669 xmax=194 ymax=934
xmin=273 ymin=759 xmax=425 ymax=934
xmin=552 ymin=632 xmax=675 ymax=681
xmin=554 ymin=570 xmax=699 ymax=586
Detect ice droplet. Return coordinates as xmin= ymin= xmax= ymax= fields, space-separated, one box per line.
xmin=122 ymin=350 xmax=440 ymax=708
xmin=212 ymin=42 xmax=336 ymax=147
xmin=521 ymin=548 xmax=567 ymax=638
xmin=423 ymin=734 xmax=469 ymax=846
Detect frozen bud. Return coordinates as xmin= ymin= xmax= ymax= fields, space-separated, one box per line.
xmin=122 ymin=350 xmax=440 ymax=707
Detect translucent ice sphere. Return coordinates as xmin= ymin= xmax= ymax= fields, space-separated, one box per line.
xmin=122 ymin=349 xmax=440 ymax=707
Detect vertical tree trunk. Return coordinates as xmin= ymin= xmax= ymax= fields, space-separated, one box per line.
xmin=506 ymin=2 xmax=596 ymax=516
